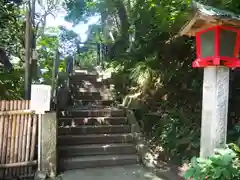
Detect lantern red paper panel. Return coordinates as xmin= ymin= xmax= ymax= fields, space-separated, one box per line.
xmin=193 ymin=25 xmax=240 ymax=68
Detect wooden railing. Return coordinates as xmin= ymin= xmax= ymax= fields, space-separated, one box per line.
xmin=0 ymin=100 xmax=38 ymax=179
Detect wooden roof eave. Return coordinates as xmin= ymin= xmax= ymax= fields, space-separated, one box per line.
xmin=179 ymin=12 xmax=199 ymax=37
xmin=179 ymin=2 xmax=240 ymax=37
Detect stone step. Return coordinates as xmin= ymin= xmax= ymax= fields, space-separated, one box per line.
xmin=71 ymin=95 xmax=112 ymax=101
xmin=58 ymin=125 xmax=131 ymax=135
xmin=72 ymin=91 xmax=101 ymax=96
xmin=58 ymin=133 xmax=134 ymax=146
xmin=71 ymin=91 xmax=102 ymax=100
xmin=71 ymin=87 xmax=112 ymax=95
xmin=58 ymin=117 xmax=128 ymax=126
xmin=70 ymin=73 xmax=98 ymax=82
xmin=72 ymin=87 xmax=103 ymax=93
xmin=70 ymin=80 xmax=104 ymax=88
xmin=70 ymin=96 xmax=113 ymax=102
xmin=59 ymin=108 xmax=125 ymax=118
xmin=70 ymin=75 xmax=110 ymax=84
xmin=71 ymin=82 xmax=110 ymax=89
xmin=73 ymin=69 xmax=97 ymax=74
xmin=73 ymin=99 xmax=113 ymax=106
xmin=59 ymin=154 xmax=139 ymax=171
xmin=58 ymin=143 xmax=137 ymax=157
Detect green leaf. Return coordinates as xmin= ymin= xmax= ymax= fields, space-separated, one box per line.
xmin=190 ymin=157 xmax=198 ymax=167
xmin=214 ymin=167 xmax=223 ymax=178
xmin=222 ymin=169 xmax=232 ymax=179
xmin=184 ymin=167 xmax=195 ymax=179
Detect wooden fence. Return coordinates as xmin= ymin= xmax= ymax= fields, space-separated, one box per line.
xmin=0 ymin=100 xmax=38 ymax=179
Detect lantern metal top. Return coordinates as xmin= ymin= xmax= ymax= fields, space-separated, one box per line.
xmin=180 ymin=1 xmax=240 ymax=36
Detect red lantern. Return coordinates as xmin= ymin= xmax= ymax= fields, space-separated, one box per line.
xmin=193 ymin=25 xmax=240 ymax=68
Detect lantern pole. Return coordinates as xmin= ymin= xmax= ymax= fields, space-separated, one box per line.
xmin=200 ymin=66 xmax=229 ymax=158
xmin=179 ymin=1 xmax=240 ymax=158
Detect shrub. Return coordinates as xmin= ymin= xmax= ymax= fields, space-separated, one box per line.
xmin=184 ymin=144 xmax=240 ymax=180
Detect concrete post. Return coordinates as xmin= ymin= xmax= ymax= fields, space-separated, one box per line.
xmin=39 ymin=112 xmax=57 ymax=178
xmin=200 ymin=66 xmax=229 ymax=158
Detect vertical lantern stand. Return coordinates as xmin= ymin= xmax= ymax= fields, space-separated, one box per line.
xmin=180 ymin=2 xmax=240 ymax=158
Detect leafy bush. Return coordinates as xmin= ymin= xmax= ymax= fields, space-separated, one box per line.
xmin=75 ymin=50 xmax=98 ymax=69
xmin=157 ymin=110 xmax=200 ymax=161
xmin=228 ymin=125 xmax=240 ymax=146
xmin=184 ymin=145 xmax=240 ymax=180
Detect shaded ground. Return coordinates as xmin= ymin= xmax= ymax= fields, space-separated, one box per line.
xmin=56 ymin=164 xmax=167 ymax=180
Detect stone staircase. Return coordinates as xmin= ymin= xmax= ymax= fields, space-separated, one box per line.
xmin=57 ymin=71 xmax=140 ymax=171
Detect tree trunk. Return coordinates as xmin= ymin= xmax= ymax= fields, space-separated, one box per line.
xmin=115 ymin=0 xmax=129 ymax=41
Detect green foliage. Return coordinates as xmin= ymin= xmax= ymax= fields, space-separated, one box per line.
xmin=103 ymin=60 xmax=130 ymax=102
xmin=228 ymin=124 xmax=240 ymax=146
xmin=37 ymin=27 xmax=68 ymax=84
xmin=0 ymin=0 xmax=24 ymax=52
xmin=59 ymin=25 xmax=79 ymax=53
xmin=0 ymin=0 xmax=25 ymax=99
xmin=64 ymin=0 xmax=98 ymax=24
xmin=130 ymin=58 xmax=160 ymax=93
xmin=0 ymin=69 xmax=24 ymax=99
xmin=75 ymin=49 xmax=98 ymax=69
xmin=184 ymin=145 xmax=240 ymax=180
xmin=203 ymin=0 xmax=240 ymax=14
xmin=0 ymin=14 xmax=69 ymax=99
xmin=157 ymin=110 xmax=200 ymax=161
xmin=37 ymin=34 xmax=58 ymax=84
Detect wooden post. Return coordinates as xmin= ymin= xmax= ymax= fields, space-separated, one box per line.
xmin=51 ymin=50 xmax=59 ymax=100
xmin=25 ymin=0 xmax=36 ymax=99
xmin=200 ymin=66 xmax=229 ymax=157
xmin=24 ymin=3 xmax=31 ymax=100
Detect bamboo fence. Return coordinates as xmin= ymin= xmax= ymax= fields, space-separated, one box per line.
xmin=0 ymin=100 xmax=38 ymax=179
